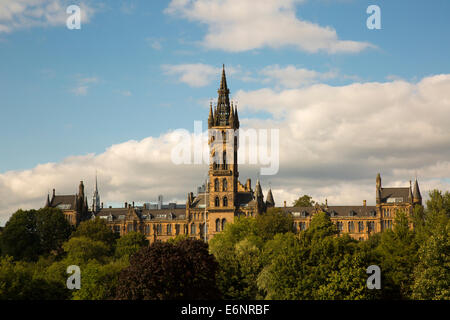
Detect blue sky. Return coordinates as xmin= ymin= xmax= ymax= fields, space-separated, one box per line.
xmin=1 ymin=0 xmax=450 ymax=225
xmin=1 ymin=0 xmax=449 ymax=171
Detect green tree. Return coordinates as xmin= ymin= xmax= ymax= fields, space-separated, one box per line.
xmin=0 ymin=208 xmax=71 ymax=261
xmin=376 ymin=210 xmax=418 ymax=299
xmin=255 ymin=208 xmax=293 ymax=242
xmin=72 ymin=258 xmax=129 ymax=300
xmin=293 ymin=195 xmax=315 ymax=207
xmin=115 ymin=231 xmax=149 ymax=258
xmin=71 ymin=217 xmax=117 ymax=252
xmin=0 ymin=256 xmax=69 ymax=300
xmin=116 ymin=240 xmax=221 ymax=300
xmin=0 ymin=210 xmax=40 ymax=261
xmin=63 ymin=236 xmax=110 ymax=265
xmin=411 ymin=218 xmax=450 ymax=299
xmin=36 ymin=207 xmax=72 ymax=256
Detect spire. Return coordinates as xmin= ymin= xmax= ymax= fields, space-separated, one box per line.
xmin=234 ymin=103 xmax=239 ymax=128
xmin=266 ymin=188 xmax=275 ymax=207
xmin=45 ymin=193 xmax=50 ymax=208
xmin=78 ymin=181 xmax=85 ymax=199
xmin=208 ymin=101 xmax=214 ymax=128
xmin=408 ymin=180 xmax=413 ymax=203
xmin=255 ymin=179 xmax=263 ymax=197
xmin=216 ymin=65 xmax=231 ymax=126
xmin=413 ymin=178 xmax=422 ymax=204
xmin=92 ymin=172 xmax=100 ymax=213
xmin=376 ymin=173 xmax=381 ymax=189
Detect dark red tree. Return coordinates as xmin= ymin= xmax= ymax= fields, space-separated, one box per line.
xmin=115 ymin=239 xmax=221 ymax=300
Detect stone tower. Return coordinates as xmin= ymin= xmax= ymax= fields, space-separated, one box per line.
xmin=208 ymin=65 xmax=240 ymax=228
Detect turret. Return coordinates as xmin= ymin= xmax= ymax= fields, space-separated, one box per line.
xmin=376 ymin=173 xmax=382 ymax=205
xmin=413 ymin=178 xmax=422 ymax=205
xmin=266 ymin=189 xmax=275 ymax=208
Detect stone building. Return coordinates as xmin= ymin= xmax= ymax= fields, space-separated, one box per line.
xmin=45 ymin=66 xmax=422 ymax=242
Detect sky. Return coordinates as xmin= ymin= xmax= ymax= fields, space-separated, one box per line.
xmin=1 ymin=0 xmax=450 ymax=225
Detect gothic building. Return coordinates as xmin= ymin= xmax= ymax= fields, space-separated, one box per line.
xmin=45 ymin=66 xmax=422 ymax=242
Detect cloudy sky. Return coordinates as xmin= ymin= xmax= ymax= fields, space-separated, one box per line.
xmin=1 ymin=0 xmax=450 ymax=225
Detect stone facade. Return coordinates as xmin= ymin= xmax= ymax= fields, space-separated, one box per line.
xmin=45 ymin=67 xmax=422 ymax=242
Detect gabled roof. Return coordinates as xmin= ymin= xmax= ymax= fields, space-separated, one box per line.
xmin=50 ymin=195 xmax=77 ymax=210
xmin=380 ymin=187 xmax=410 ymax=203
xmin=280 ymin=205 xmax=378 ymax=218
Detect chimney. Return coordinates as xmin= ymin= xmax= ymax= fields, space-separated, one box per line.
xmin=363 ymin=200 xmax=367 ymax=207
xmin=52 ymin=189 xmax=56 ymax=197
xmin=284 ymin=201 xmax=286 ymax=208
xmin=101 ymin=202 xmax=103 ymax=209
xmin=132 ymin=201 xmax=135 ymax=208
xmin=125 ymin=202 xmax=127 ymax=208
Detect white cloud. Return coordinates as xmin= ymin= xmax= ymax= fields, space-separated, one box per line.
xmin=165 ymin=0 xmax=373 ymax=54
xmin=162 ymin=63 xmax=240 ymax=87
xmin=261 ymin=65 xmax=339 ymax=88
xmin=0 ymin=0 xmax=96 ymax=33
xmin=2 ymin=74 xmax=450 ymax=225
xmin=71 ymin=76 xmax=98 ymax=96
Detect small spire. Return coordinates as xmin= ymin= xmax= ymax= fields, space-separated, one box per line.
xmin=413 ymin=177 xmax=422 ymax=204
xmin=266 ymin=188 xmax=275 ymax=207
xmin=45 ymin=193 xmax=50 ymax=208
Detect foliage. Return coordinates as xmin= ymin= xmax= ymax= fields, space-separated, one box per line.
xmin=115 ymin=232 xmax=149 ymax=258
xmin=255 ymin=208 xmax=294 ymax=242
xmin=0 ymin=208 xmax=71 ymax=261
xmin=71 ymin=217 xmax=118 ymax=251
xmin=116 ymin=239 xmax=221 ymax=300
xmin=292 ymin=195 xmax=315 ymax=207
xmin=0 ymin=256 xmax=69 ymax=300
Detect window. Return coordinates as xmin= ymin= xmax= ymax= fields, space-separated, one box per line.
xmin=223 ymin=197 xmax=228 ymax=207
xmin=214 ymin=179 xmax=219 ymax=192
xmin=145 ymin=225 xmax=150 ymax=235
xmin=367 ymin=221 xmax=375 ymax=232
xmin=293 ymin=222 xmax=298 ymax=233
xmin=215 ymin=197 xmax=220 ymax=207
xmin=358 ymin=221 xmax=364 ymax=232
xmin=216 ymin=218 xmax=220 ymax=232
xmin=114 ymin=225 xmax=121 ymax=234
xmin=221 ymin=218 xmax=227 ymax=231
xmin=175 ymin=224 xmax=180 ymax=235
xmin=299 ymin=222 xmax=306 ymax=231
xmin=222 ymin=152 xmax=227 ymax=169
xmin=190 ymin=223 xmax=196 ymax=235
xmin=336 ymin=222 xmax=343 ymax=232
xmin=156 ymin=224 xmax=162 ymax=235
xmin=348 ymin=221 xmax=355 ymax=232
xmin=127 ymin=224 xmax=134 ymax=232
xmin=167 ymin=224 xmax=172 ymax=235
xmin=223 ymin=179 xmax=227 ymax=191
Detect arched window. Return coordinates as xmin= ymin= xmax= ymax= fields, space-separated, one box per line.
xmin=348 ymin=221 xmax=354 ymax=232
xmin=214 ymin=179 xmax=219 ymax=191
xmin=215 ymin=196 xmax=220 ymax=207
xmin=223 ymin=197 xmax=228 ymax=207
xmin=215 ymin=218 xmax=220 ymax=232
xmin=222 ymin=179 xmax=227 ymax=191
xmin=221 ymin=218 xmax=227 ymax=231
xmin=222 ymin=152 xmax=227 ymax=169
xmin=190 ymin=223 xmax=196 ymax=235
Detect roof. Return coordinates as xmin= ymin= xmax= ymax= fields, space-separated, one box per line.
xmin=191 ymin=193 xmax=209 ymax=209
xmin=236 ymin=192 xmax=256 ymax=207
xmin=380 ymin=187 xmax=410 ymax=203
xmin=96 ymin=207 xmax=187 ymax=222
xmin=50 ymin=195 xmax=77 ymax=210
xmin=280 ymin=205 xmax=378 ymax=218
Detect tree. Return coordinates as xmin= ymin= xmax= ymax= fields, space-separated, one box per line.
xmin=0 ymin=210 xmax=40 ymax=261
xmin=115 ymin=232 xmax=149 ymax=258
xmin=209 ymin=217 xmax=263 ymax=299
xmin=293 ymin=195 xmax=315 ymax=207
xmin=255 ymin=207 xmax=293 ymax=242
xmin=0 ymin=208 xmax=71 ymax=261
xmin=411 ymin=218 xmax=450 ymax=299
xmin=63 ymin=236 xmax=111 ymax=265
xmin=71 ymin=217 xmax=118 ymax=252
xmin=376 ymin=211 xmax=418 ymax=299
xmin=116 ymin=240 xmax=221 ymax=300
xmin=0 ymin=256 xmax=69 ymax=300
xmin=72 ymin=258 xmax=129 ymax=300
xmin=36 ymin=207 xmax=72 ymax=256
